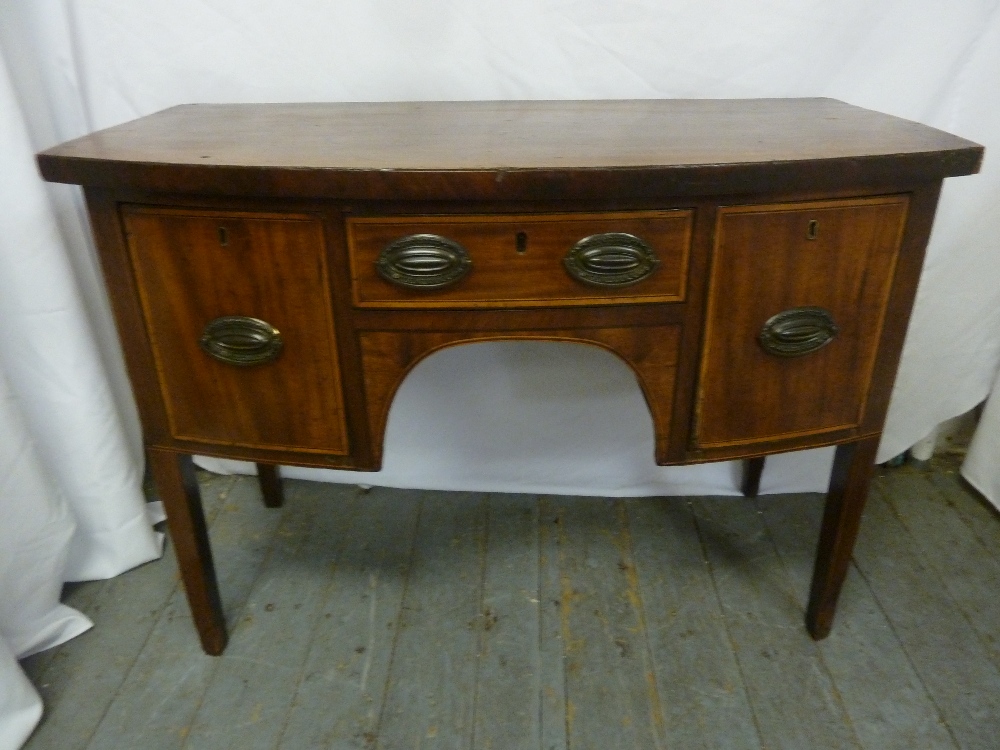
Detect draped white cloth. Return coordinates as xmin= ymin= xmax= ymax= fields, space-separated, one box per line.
xmin=0 ymin=15 xmax=164 ymax=747
xmin=2 ymin=2 xmax=998 ymax=747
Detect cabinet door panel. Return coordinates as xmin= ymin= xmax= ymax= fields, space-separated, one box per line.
xmin=695 ymin=196 xmax=908 ymax=448
xmin=123 ymin=207 xmax=349 ymax=454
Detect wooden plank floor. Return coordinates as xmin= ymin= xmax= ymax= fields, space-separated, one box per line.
xmin=19 ymin=457 xmax=1000 ymax=749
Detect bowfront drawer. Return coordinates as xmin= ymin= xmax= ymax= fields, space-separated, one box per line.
xmin=695 ymin=195 xmax=909 ymax=449
xmin=122 ymin=206 xmax=350 ymax=455
xmin=347 ymin=210 xmax=692 ymax=308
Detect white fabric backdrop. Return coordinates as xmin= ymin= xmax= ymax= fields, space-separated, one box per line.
xmin=0 ymin=27 xmax=162 ymax=749
xmin=2 ymin=2 xmax=999 ymax=747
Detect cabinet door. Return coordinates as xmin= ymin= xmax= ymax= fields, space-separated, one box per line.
xmin=695 ymin=196 xmax=908 ymax=449
xmin=123 ymin=206 xmax=349 ymax=455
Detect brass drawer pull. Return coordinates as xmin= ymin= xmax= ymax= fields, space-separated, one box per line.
xmin=199 ymin=316 xmax=283 ymax=366
xmin=376 ymin=234 xmax=472 ymax=290
xmin=564 ymin=232 xmax=659 ymax=287
xmin=759 ymin=307 xmax=839 ymax=357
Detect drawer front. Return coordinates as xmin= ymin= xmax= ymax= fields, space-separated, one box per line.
xmin=695 ymin=196 xmax=909 ymax=448
xmin=347 ymin=210 xmax=692 ymax=308
xmin=123 ymin=206 xmax=349 ymax=454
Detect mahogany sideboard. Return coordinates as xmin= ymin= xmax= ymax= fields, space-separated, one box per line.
xmin=37 ymin=99 xmax=983 ymax=655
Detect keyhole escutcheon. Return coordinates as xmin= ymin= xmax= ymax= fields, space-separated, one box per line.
xmin=515 ymin=231 xmax=528 ymax=254
xmin=806 ymin=220 xmax=819 ymax=240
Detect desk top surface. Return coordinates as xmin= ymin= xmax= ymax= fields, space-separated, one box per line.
xmin=38 ymin=98 xmax=982 ymax=199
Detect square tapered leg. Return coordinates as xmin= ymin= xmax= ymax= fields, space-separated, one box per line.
xmin=149 ymin=449 xmax=227 ymax=655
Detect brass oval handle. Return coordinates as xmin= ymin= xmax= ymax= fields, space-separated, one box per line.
xmin=563 ymin=233 xmax=659 ymax=287
xmin=199 ymin=316 xmax=283 ymax=366
xmin=376 ymin=234 xmax=472 ymax=290
xmin=759 ymin=307 xmax=839 ymax=357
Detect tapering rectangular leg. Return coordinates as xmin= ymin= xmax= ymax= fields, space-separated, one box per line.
xmin=741 ymin=456 xmax=766 ymax=497
xmin=256 ymin=463 xmax=284 ymax=508
xmin=806 ymin=435 xmax=880 ymax=640
xmin=148 ymin=448 xmax=228 ymax=655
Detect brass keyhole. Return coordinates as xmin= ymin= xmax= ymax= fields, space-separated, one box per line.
xmin=218 ymin=226 xmax=229 ymax=246
xmin=515 ymin=231 xmax=528 ymax=254
xmin=806 ymin=220 xmax=818 ymax=240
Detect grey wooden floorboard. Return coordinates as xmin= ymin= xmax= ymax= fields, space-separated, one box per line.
xmin=374 ymin=492 xmax=487 ymax=749
xmin=81 ymin=475 xmax=290 ymax=750
xmin=180 ymin=480 xmax=362 ymax=750
xmin=277 ymin=486 xmax=422 ymax=749
xmin=887 ymin=469 xmax=1000 ymax=671
xmin=537 ymin=498 xmax=568 ymax=750
xmin=20 ymin=474 xmax=236 ymax=682
xmin=472 ymin=494 xmax=541 ymax=750
xmin=17 ymin=560 xmax=177 ymax=750
xmin=21 ymin=462 xmax=1000 ymax=750
xmin=690 ymin=496 xmax=862 ymax=750
xmin=551 ymin=497 xmax=666 ymax=750
xmin=20 ymin=582 xmax=103 ymax=682
xmin=758 ymin=491 xmax=957 ymax=749
xmin=929 ymin=465 xmax=1000 ymax=551
xmin=852 ymin=480 xmax=1000 ymax=750
xmin=20 ymin=474 xmax=241 ymax=750
xmin=625 ymin=497 xmax=761 ymax=749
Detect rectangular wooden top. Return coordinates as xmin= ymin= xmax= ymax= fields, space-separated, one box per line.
xmin=37 ymin=99 xmax=982 ymax=200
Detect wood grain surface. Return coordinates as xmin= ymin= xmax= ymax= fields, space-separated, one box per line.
xmin=358 ymin=326 xmax=680 ymax=463
xmin=37 ymin=99 xmax=982 ymax=200
xmin=123 ymin=206 xmax=350 ymax=454
xmin=347 ymin=210 xmax=691 ymax=308
xmin=696 ymin=195 xmax=908 ymax=448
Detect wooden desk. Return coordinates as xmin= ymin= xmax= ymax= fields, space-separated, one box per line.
xmin=38 ymin=99 xmax=982 ymax=655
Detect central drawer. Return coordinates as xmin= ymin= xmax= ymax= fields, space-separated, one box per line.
xmin=347 ymin=210 xmax=692 ymax=308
